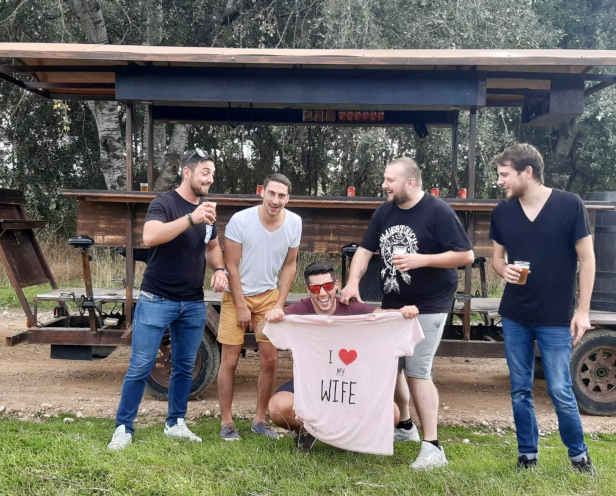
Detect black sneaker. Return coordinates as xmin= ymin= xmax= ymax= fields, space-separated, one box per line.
xmin=572 ymin=456 xmax=596 ymax=476
xmin=294 ymin=431 xmax=317 ymax=454
xmin=516 ymin=455 xmax=538 ymax=469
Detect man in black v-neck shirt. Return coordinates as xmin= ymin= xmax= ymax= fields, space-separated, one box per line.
xmin=490 ymin=143 xmax=596 ymax=474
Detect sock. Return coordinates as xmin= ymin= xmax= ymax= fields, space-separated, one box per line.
xmin=395 ymin=419 xmax=414 ymax=430
xmin=425 ymin=439 xmax=439 ymax=448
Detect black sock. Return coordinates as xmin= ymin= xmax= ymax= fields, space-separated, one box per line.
xmin=395 ymin=419 xmax=414 ymax=430
xmin=425 ymin=439 xmax=439 ymax=448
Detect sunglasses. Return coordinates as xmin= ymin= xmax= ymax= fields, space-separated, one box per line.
xmin=185 ymin=147 xmax=210 ymax=164
xmin=307 ymin=282 xmax=336 ymax=294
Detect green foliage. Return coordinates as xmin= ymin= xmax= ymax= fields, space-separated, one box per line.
xmin=1 ymin=0 xmax=616 ymax=227
xmin=0 ymin=418 xmax=613 ymax=496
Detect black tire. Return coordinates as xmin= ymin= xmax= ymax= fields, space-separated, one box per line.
xmin=145 ymin=330 xmax=220 ymax=400
xmin=570 ymin=329 xmax=616 ymax=416
xmin=534 ymin=356 xmax=545 ymax=379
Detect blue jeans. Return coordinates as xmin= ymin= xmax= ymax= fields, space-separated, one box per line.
xmin=501 ymin=317 xmax=587 ymax=460
xmin=115 ymin=292 xmax=206 ymax=434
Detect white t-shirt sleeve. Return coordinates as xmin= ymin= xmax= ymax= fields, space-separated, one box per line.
xmin=224 ymin=210 xmax=244 ymax=244
xmin=263 ymin=321 xmax=291 ymax=350
xmin=288 ymin=211 xmax=302 ymax=248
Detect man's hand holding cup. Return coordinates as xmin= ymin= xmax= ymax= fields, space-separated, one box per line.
xmin=192 ymin=201 xmax=217 ymax=225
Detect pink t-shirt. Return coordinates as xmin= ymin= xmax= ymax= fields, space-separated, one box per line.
xmin=264 ymin=313 xmax=424 ymax=455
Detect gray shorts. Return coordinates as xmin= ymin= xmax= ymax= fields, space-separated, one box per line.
xmin=399 ymin=312 xmax=447 ymax=380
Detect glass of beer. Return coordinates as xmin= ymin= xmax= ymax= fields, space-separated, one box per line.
xmin=140 ymin=183 xmax=149 ymax=192
xmin=514 ymin=261 xmax=530 ymax=285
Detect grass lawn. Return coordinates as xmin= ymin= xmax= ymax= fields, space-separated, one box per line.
xmin=0 ymin=418 xmax=612 ymax=496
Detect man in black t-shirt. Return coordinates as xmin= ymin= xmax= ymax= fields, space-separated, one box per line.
xmin=490 ymin=143 xmax=595 ymax=474
xmin=108 ymin=149 xmax=229 ymax=451
xmin=341 ymin=157 xmax=474 ymax=470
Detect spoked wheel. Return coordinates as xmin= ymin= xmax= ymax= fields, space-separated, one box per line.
xmin=145 ymin=331 xmax=220 ymax=400
xmin=570 ymin=330 xmax=616 ymax=416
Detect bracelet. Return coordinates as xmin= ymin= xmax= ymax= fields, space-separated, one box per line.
xmin=186 ymin=212 xmax=195 ymax=227
xmin=214 ymin=267 xmax=229 ymax=277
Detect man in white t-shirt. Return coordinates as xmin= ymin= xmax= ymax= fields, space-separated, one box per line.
xmin=256 ymin=260 xmax=419 ymax=453
xmin=217 ymin=173 xmax=302 ymax=441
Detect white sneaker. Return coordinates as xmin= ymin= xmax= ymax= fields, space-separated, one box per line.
xmin=410 ymin=441 xmax=448 ymax=470
xmin=107 ymin=425 xmax=132 ymax=451
xmin=164 ymin=418 xmax=202 ymax=442
xmin=394 ymin=424 xmax=420 ymax=442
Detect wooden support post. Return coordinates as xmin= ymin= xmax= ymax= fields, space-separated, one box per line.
xmin=451 ymin=116 xmax=459 ymax=198
xmin=148 ymin=105 xmax=154 ymax=190
xmin=126 ymin=104 xmax=133 ymax=192
xmin=463 ymin=108 xmax=478 ymax=341
xmin=125 ymin=204 xmax=134 ymax=327
xmin=468 ymin=108 xmax=477 ymax=200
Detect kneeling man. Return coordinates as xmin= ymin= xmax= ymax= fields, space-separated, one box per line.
xmin=256 ymin=261 xmax=418 ymax=452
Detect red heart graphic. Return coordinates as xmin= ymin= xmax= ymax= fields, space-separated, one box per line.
xmin=338 ymin=349 xmax=358 ymax=365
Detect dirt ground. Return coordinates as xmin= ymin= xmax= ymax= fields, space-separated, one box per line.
xmin=1 ymin=309 xmax=614 ymax=435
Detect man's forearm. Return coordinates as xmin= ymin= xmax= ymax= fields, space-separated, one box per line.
xmin=206 ymin=245 xmax=225 ymax=270
xmin=422 ymin=250 xmax=474 ymax=269
xmin=492 ymin=256 xmax=508 ymax=278
xmin=275 ymin=261 xmax=296 ymax=308
xmin=577 ymin=257 xmax=595 ymax=313
xmin=227 ymin=266 xmax=247 ymax=308
xmin=347 ymin=247 xmax=373 ymax=285
xmin=143 ymin=217 xmax=191 ymax=247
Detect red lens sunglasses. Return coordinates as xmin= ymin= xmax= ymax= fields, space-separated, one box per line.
xmin=307 ymin=282 xmax=335 ymax=294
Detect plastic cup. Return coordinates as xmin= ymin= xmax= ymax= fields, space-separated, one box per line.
xmin=514 ymin=261 xmax=530 ymax=285
xmin=392 ymin=245 xmax=407 ymax=255
xmin=140 ymin=183 xmax=149 ymax=191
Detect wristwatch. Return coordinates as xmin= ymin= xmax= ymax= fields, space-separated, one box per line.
xmin=214 ymin=267 xmax=229 ymax=277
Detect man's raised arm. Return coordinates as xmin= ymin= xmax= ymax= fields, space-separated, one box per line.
xmin=340 ymin=247 xmax=374 ymax=304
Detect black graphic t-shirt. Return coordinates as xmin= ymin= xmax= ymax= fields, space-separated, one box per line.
xmin=140 ymin=190 xmax=217 ymax=301
xmin=489 ymin=189 xmax=591 ymax=326
xmin=360 ymin=194 xmax=473 ymax=313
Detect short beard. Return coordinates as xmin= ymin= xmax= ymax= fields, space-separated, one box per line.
xmin=190 ymin=178 xmax=209 ymax=197
xmin=390 ymin=191 xmax=411 ymax=205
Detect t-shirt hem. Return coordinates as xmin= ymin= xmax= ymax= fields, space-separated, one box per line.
xmin=499 ymin=311 xmax=573 ymax=327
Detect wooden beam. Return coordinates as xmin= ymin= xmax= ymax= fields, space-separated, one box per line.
xmin=468 ymin=108 xmax=477 ymax=199
xmin=147 ymin=105 xmax=154 ymax=189
xmin=24 ymin=82 xmax=115 ymax=89
xmin=436 ymin=339 xmax=506 ymax=358
xmin=450 ymin=116 xmax=458 ymax=198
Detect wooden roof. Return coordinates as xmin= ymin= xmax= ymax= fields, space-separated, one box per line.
xmin=1 ymin=43 xmax=616 ymax=106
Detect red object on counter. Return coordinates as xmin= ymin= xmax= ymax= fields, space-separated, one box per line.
xmin=347 ymin=187 xmax=356 ymax=197
xmin=430 ymin=188 xmax=439 ymax=197
xmin=458 ymin=188 xmax=468 ymax=199
xmin=257 ymin=185 xmax=264 ymax=195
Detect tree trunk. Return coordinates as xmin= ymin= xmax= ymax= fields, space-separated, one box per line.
xmin=154 ymin=124 xmax=190 ymax=191
xmin=86 ymin=100 xmax=126 ymax=189
xmin=66 ymin=0 xmax=126 ymax=190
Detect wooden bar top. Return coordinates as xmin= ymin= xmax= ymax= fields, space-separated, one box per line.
xmin=60 ymin=189 xmax=615 ymax=212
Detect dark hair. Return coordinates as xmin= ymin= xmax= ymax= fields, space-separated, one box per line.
xmin=263 ymin=173 xmax=292 ymax=194
xmin=181 ymin=148 xmax=215 ymax=172
xmin=304 ymin=261 xmax=336 ymax=286
xmin=493 ymin=143 xmax=544 ymax=184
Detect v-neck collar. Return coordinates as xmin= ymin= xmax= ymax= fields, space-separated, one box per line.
xmin=517 ymin=189 xmax=554 ymax=224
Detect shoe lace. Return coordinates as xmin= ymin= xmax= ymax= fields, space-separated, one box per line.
xmin=109 ymin=433 xmax=129 ymax=448
xmin=223 ymin=422 xmax=238 ymax=434
xmin=175 ymin=423 xmax=198 ymax=439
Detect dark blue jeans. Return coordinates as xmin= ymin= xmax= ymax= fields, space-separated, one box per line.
xmin=501 ymin=317 xmax=588 ymax=460
xmin=115 ymin=292 xmax=206 ymax=434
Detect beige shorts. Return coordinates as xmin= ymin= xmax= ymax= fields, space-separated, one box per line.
xmin=217 ymin=288 xmax=279 ymax=345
